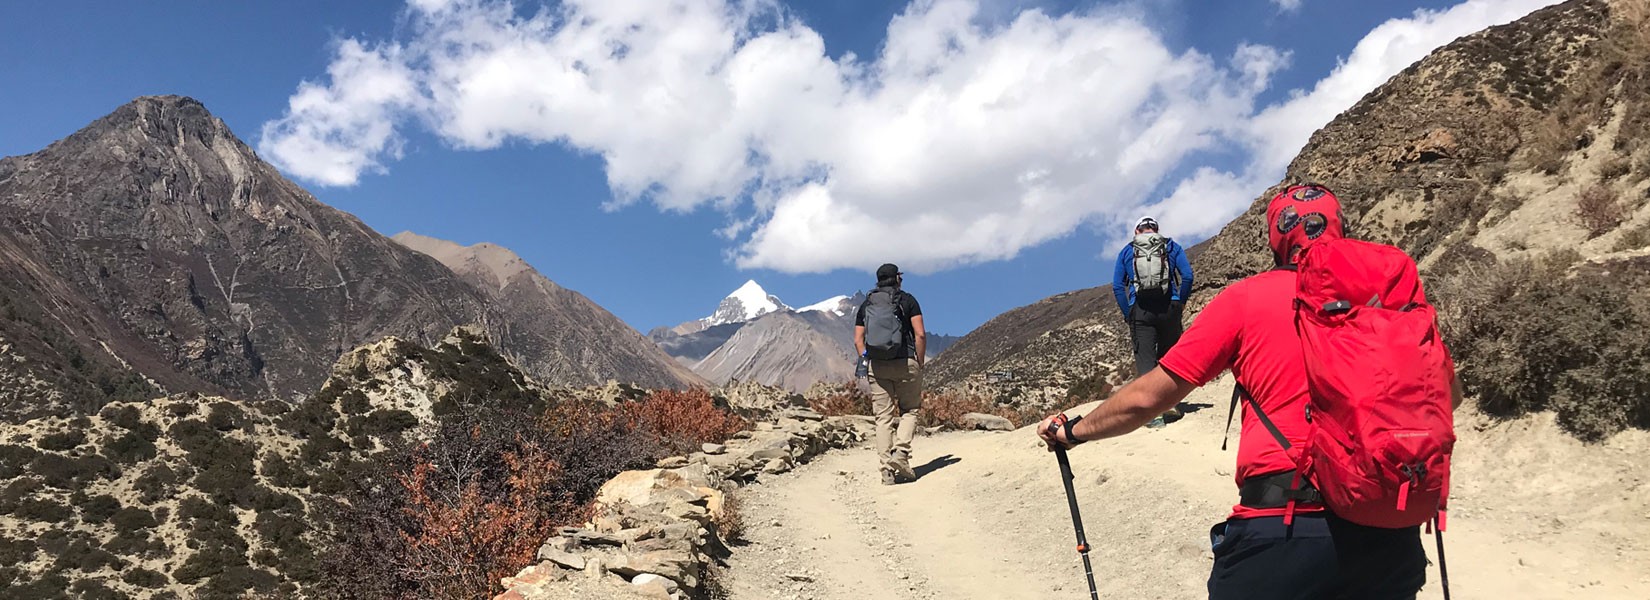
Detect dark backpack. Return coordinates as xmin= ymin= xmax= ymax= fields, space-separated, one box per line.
xmin=862 ymin=289 xmax=906 ymax=360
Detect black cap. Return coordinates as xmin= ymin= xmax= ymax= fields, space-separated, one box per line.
xmin=876 ymin=263 xmax=902 ymax=281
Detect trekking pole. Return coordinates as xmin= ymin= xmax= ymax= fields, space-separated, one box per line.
xmin=1049 ymin=415 xmax=1100 ymax=599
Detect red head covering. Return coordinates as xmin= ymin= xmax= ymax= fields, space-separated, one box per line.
xmin=1266 ymin=183 xmax=1345 ymax=265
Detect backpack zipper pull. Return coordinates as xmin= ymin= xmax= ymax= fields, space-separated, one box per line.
xmin=1396 ymin=465 xmax=1414 ymax=512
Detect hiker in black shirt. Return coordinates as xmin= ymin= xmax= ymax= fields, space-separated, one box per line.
xmin=854 ymin=263 xmax=926 ymax=485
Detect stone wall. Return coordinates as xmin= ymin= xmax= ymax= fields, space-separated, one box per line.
xmin=495 ymin=408 xmax=866 ymax=599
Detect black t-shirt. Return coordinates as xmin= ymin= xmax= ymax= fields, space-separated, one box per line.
xmin=855 ymin=288 xmax=923 ymax=359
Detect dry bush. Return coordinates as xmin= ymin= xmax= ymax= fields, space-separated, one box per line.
xmin=318 ymin=405 xmax=654 ymax=599
xmin=1616 ymin=220 xmax=1650 ymax=252
xmin=1437 ymin=250 xmax=1650 ymax=441
xmin=1575 ymin=184 xmax=1625 ymax=237
xmin=920 ymin=390 xmax=1041 ymax=430
xmin=808 ymin=382 xmax=873 ymax=416
xmin=711 ymin=487 xmax=745 ymax=543
xmin=618 ymin=389 xmax=747 ymax=455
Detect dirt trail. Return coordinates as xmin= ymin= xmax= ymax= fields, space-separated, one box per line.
xmin=719 ymin=377 xmax=1650 ymax=600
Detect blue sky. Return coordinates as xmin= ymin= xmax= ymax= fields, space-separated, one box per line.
xmin=0 ymin=0 xmax=1555 ymax=335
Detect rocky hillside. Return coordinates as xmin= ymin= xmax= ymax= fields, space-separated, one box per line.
xmin=0 ymin=96 xmax=692 ymax=421
xmin=694 ymin=310 xmax=858 ymax=392
xmin=0 ymin=325 xmax=545 ymax=598
xmin=933 ymin=0 xmax=1650 ymax=433
xmin=392 ymin=232 xmax=702 ymax=389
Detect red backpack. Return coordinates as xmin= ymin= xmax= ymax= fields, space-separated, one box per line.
xmin=1223 ymin=239 xmax=1455 ymax=524
xmin=1292 ymin=238 xmax=1456 ymax=530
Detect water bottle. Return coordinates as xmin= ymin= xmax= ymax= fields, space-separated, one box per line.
xmin=854 ymin=353 xmax=869 ymax=379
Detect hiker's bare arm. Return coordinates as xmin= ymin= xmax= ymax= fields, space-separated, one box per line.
xmin=854 ymin=325 xmax=866 ymax=356
xmin=911 ymin=315 xmax=927 ymax=365
xmin=1451 ymin=373 xmax=1464 ymax=411
xmin=1063 ymin=368 xmax=1196 ymax=442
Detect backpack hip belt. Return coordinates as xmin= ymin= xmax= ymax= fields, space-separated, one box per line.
xmin=1238 ymin=470 xmax=1323 ymax=509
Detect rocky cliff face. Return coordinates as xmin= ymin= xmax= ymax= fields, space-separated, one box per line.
xmin=933 ymin=0 xmax=1650 ymax=410
xmin=392 ymin=232 xmax=704 ymax=389
xmin=0 ymin=96 xmax=693 ymax=420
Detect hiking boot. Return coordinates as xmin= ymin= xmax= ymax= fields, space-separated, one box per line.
xmin=889 ymin=450 xmax=917 ymax=482
xmin=881 ymin=470 xmax=898 ymax=485
xmin=1146 ymin=415 xmax=1166 ymax=429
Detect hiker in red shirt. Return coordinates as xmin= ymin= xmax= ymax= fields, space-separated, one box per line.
xmin=1036 ymin=185 xmax=1463 ymax=599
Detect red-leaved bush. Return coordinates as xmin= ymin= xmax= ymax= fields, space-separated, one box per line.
xmin=618 ymin=388 xmax=748 ymax=455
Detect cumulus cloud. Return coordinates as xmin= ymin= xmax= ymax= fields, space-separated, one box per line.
xmin=260 ymin=0 xmax=1558 ymax=273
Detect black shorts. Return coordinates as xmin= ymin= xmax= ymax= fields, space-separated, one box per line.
xmin=1207 ymin=513 xmax=1427 ymax=600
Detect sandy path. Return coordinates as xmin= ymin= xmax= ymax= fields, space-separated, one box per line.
xmin=720 ymin=378 xmax=1650 ymax=599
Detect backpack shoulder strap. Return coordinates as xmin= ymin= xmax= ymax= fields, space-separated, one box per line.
xmin=1221 ymin=383 xmax=1291 ymax=452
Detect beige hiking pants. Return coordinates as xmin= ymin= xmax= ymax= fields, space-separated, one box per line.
xmin=870 ymin=357 xmax=923 ymax=470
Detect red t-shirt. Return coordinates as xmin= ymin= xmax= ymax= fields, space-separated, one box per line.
xmin=1158 ymin=269 xmax=1324 ymax=520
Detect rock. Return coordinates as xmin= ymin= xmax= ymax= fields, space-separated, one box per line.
xmin=608 ymin=551 xmax=696 ymax=587
xmin=596 ymin=469 xmax=708 ymax=510
xmin=631 ymin=573 xmax=681 ymax=596
xmin=750 ymin=448 xmax=791 ymax=461
xmin=656 ymin=456 xmax=689 ymax=468
xmin=537 ymin=545 xmax=587 ymax=570
xmin=701 ymin=443 xmax=726 ymax=455
xmin=959 ymin=412 xmax=1014 ymax=431
xmin=762 ymin=458 xmax=792 ymax=474
xmin=783 ymin=408 xmax=825 ymax=421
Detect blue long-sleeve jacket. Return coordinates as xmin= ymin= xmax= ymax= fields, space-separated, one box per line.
xmin=1112 ymin=239 xmax=1193 ymax=319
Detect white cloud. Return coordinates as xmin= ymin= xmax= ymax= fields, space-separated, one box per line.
xmin=1271 ymin=0 xmax=1303 ymax=12
xmin=259 ymin=0 xmax=1559 ymax=273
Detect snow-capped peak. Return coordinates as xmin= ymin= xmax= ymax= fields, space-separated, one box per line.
xmin=798 ymin=295 xmax=852 ymax=317
xmin=703 ymin=280 xmax=789 ymax=326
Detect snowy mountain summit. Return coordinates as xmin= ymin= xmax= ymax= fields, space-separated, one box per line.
xmin=704 ymin=280 xmax=790 ymax=326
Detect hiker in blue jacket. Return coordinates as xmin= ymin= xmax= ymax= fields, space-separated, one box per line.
xmin=1112 ymin=216 xmax=1194 ymax=426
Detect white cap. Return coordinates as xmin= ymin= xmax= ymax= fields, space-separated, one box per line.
xmin=1135 ymin=216 xmax=1159 ymax=230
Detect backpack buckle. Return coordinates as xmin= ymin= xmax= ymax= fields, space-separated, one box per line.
xmin=1322 ymin=300 xmax=1352 ymax=313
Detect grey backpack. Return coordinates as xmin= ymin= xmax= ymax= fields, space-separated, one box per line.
xmin=862 ymin=289 xmax=906 ymax=360
xmin=1131 ymin=233 xmax=1173 ymax=296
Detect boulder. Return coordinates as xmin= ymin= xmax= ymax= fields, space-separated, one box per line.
xmin=959 ymin=412 xmax=1015 ymax=431
xmin=596 ymin=469 xmax=709 ymax=510
xmin=701 ymin=443 xmax=726 ymax=455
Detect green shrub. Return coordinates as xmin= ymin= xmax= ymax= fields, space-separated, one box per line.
xmin=338 ymin=389 xmax=371 ymax=415
xmin=206 ymin=402 xmax=247 ymax=432
xmin=1439 ymin=251 xmax=1650 ymax=440
xmin=0 ymin=538 xmax=36 ymax=567
xmin=102 ymin=431 xmax=157 ymax=464
xmin=53 ymin=537 xmax=125 ymax=572
xmin=15 ymin=499 xmax=71 ymax=522
xmin=4 ymin=572 xmax=71 ymax=599
xmin=36 ymin=431 xmax=84 ymax=451
xmin=111 ymin=507 xmax=157 ymax=533
xmin=134 ymin=464 xmax=178 ymax=503
xmin=81 ymin=494 xmax=120 ymax=523
xmin=68 ymin=579 xmax=128 ymax=600
xmin=104 ymin=532 xmax=165 ymax=559
xmin=0 ymin=444 xmax=39 ymax=479
xmin=199 ymin=566 xmax=277 ymax=598
xmin=120 ymin=567 xmax=169 ymax=588
xmin=172 ymin=544 xmax=246 ymax=585
xmin=258 ymin=455 xmax=309 ymax=489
